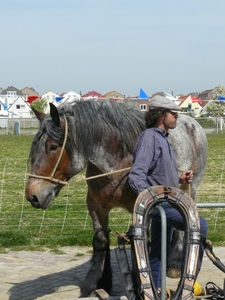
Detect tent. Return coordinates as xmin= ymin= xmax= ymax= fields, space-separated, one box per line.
xmin=218 ymin=96 xmax=225 ymax=101
xmin=138 ymin=88 xmax=149 ymax=99
xmin=55 ymin=96 xmax=64 ymax=102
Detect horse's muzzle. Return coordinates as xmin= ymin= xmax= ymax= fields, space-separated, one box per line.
xmin=25 ymin=177 xmax=59 ymax=209
xmin=25 ymin=188 xmax=55 ymax=209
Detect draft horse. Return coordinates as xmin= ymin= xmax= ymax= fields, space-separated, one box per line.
xmin=25 ymin=100 xmax=208 ymax=297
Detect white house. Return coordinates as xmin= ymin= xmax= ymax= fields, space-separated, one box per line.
xmin=41 ymin=90 xmax=59 ymax=103
xmin=41 ymin=91 xmax=60 ymax=113
xmin=7 ymin=96 xmax=32 ymax=118
xmin=0 ymin=86 xmax=26 ymax=116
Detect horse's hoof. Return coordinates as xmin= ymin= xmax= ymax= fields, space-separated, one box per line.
xmin=166 ymin=269 xmax=181 ymax=278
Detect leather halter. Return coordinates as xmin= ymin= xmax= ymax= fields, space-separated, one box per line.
xmin=28 ymin=115 xmax=69 ymax=185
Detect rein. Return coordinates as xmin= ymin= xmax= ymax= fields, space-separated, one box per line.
xmin=76 ymin=167 xmax=131 ymax=182
xmin=27 ymin=116 xmax=131 ymax=185
xmin=27 ymin=118 xmax=190 ymax=187
xmin=28 ymin=115 xmax=69 ymax=185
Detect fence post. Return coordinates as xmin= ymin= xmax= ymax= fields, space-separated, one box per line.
xmin=14 ymin=120 xmax=20 ymax=135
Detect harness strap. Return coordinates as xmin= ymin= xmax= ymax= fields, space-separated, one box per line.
xmin=114 ymin=236 xmax=136 ymax=300
xmin=205 ymin=281 xmax=225 ymax=300
xmin=202 ymin=238 xmax=225 ymax=273
xmin=50 ymin=114 xmax=68 ymax=180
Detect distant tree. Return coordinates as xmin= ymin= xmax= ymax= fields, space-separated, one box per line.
xmin=30 ymin=98 xmax=47 ymax=117
xmin=206 ymin=101 xmax=225 ymax=117
xmin=211 ymin=85 xmax=225 ymax=100
xmin=151 ymin=91 xmax=165 ymax=97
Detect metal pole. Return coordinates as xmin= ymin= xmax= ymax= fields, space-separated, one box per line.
xmin=161 ymin=202 xmax=225 ymax=209
xmin=6 ymin=117 xmax=8 ymax=135
xmin=155 ymin=205 xmax=167 ymax=300
xmin=196 ymin=203 xmax=225 ymax=208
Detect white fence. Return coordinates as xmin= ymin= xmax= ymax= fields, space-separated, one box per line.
xmin=0 ymin=118 xmax=39 ymax=135
xmin=1 ymin=117 xmax=225 ymax=135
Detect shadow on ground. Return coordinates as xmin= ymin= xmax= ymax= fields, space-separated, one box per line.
xmin=8 ymin=249 xmax=127 ymax=300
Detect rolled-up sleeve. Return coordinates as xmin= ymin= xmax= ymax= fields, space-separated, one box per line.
xmin=128 ymin=131 xmax=155 ymax=195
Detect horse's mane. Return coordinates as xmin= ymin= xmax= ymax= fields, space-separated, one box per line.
xmin=31 ymin=100 xmax=146 ymax=160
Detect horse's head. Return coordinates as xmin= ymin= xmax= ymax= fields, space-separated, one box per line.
xmin=25 ymin=103 xmax=81 ymax=209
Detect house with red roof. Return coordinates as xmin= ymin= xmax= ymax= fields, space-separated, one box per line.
xmin=82 ymin=90 xmax=103 ymax=101
xmin=178 ymin=95 xmax=204 ymax=116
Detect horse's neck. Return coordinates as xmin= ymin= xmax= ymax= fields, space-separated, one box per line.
xmin=88 ymin=158 xmax=114 ymax=174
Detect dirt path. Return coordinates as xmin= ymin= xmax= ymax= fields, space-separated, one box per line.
xmin=0 ymin=246 xmax=224 ymax=300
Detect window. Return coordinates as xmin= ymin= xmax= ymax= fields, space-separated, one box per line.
xmin=140 ymin=104 xmax=147 ymax=111
xmin=7 ymin=91 xmax=17 ymax=98
xmin=16 ymin=105 xmax=20 ymax=109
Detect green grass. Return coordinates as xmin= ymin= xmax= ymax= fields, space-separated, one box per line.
xmin=0 ymin=134 xmax=225 ymax=251
xmin=195 ymin=134 xmax=225 ymax=245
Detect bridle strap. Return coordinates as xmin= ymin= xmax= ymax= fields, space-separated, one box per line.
xmin=50 ymin=115 xmax=68 ymax=180
xmin=28 ymin=115 xmax=69 ymax=185
xmin=27 ymin=174 xmax=69 ymax=185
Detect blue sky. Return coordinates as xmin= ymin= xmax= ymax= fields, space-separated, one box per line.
xmin=1 ymin=0 xmax=225 ymax=97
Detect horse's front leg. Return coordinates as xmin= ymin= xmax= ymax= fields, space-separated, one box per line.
xmin=167 ymin=230 xmax=184 ymax=278
xmin=80 ymin=196 xmax=112 ymax=297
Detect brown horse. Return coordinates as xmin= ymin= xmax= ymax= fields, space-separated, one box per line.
xmin=25 ymin=100 xmax=208 ymax=297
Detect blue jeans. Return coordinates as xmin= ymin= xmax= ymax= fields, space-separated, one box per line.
xmin=149 ymin=206 xmax=208 ymax=289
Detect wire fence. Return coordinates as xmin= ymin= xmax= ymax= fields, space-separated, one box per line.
xmin=0 ymin=158 xmax=133 ymax=239
xmin=0 ymin=157 xmax=225 ymax=241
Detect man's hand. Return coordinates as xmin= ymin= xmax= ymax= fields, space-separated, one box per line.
xmin=179 ymin=170 xmax=193 ymax=184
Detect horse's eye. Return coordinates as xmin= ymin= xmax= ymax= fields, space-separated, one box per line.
xmin=50 ymin=145 xmax=58 ymax=151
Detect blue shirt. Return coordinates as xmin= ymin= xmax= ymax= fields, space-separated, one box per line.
xmin=128 ymin=127 xmax=179 ymax=195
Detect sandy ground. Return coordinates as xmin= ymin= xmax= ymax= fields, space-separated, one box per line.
xmin=0 ymin=246 xmax=224 ymax=300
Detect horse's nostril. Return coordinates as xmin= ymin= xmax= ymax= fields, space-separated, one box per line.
xmin=30 ymin=195 xmax=40 ymax=208
xmin=31 ymin=195 xmax=38 ymax=203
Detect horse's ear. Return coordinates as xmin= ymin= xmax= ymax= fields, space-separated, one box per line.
xmin=49 ymin=103 xmax=60 ymax=127
xmin=32 ymin=107 xmax=46 ymax=122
